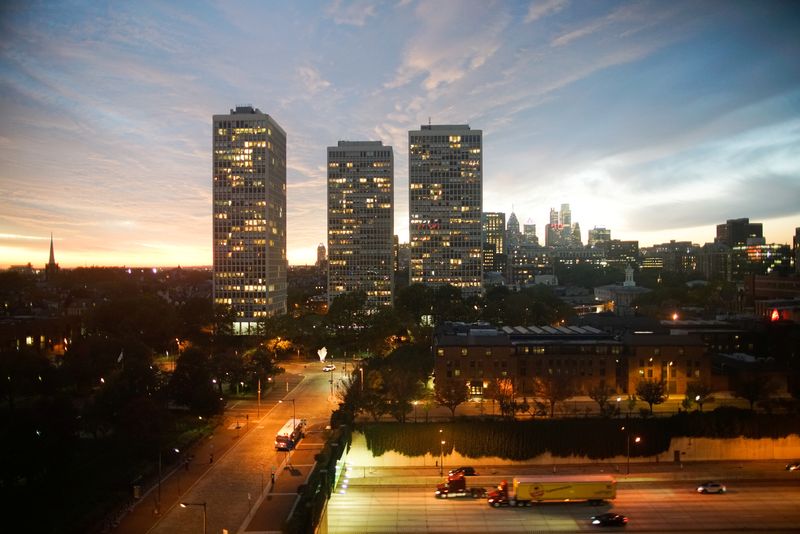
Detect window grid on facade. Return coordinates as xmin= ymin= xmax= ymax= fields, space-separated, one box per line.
xmin=327 ymin=141 xmax=394 ymax=309
xmin=213 ymin=107 xmax=287 ymax=334
xmin=409 ymin=125 xmax=483 ymax=295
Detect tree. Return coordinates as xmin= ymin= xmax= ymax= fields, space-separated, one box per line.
xmin=588 ymin=383 xmax=617 ymax=417
xmin=733 ymin=375 xmax=778 ymax=410
xmin=168 ymin=347 xmax=223 ymax=415
xmin=434 ymin=380 xmax=470 ymax=419
xmin=635 ymin=380 xmax=668 ymax=414
xmin=686 ymin=381 xmax=713 ymax=411
xmin=534 ymin=374 xmax=575 ymax=417
xmin=395 ymin=283 xmax=435 ymax=325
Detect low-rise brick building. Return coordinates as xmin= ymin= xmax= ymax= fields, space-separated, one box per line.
xmin=433 ymin=322 xmax=711 ymax=399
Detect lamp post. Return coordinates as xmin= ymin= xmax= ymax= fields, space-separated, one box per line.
xmin=413 ymin=400 xmax=418 ymax=423
xmin=180 ymin=501 xmax=207 ymax=534
xmin=440 ymin=440 xmax=445 ymax=477
xmin=279 ymin=398 xmax=296 ymax=429
xmin=439 ymin=429 xmax=444 ymax=476
xmin=622 ymin=426 xmax=641 ymax=475
xmin=157 ymin=447 xmax=180 ymax=513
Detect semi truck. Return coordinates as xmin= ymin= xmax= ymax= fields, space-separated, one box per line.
xmin=434 ymin=473 xmax=487 ymax=499
xmin=486 ymin=475 xmax=616 ymax=507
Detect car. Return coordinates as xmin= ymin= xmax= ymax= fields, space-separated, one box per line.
xmin=448 ymin=466 xmax=477 ymax=477
xmin=786 ymin=461 xmax=800 ymax=471
xmin=697 ymin=481 xmax=726 ymax=494
xmin=591 ymin=513 xmax=628 ymax=526
xmin=322 ymin=364 xmax=336 ymax=372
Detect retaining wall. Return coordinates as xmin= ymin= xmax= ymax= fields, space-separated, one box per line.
xmin=344 ymin=432 xmax=800 ymax=467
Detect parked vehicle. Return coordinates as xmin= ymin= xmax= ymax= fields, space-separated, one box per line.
xmin=696 ymin=481 xmax=726 ymax=494
xmin=448 ymin=466 xmax=477 ymax=477
xmin=591 ymin=512 xmax=628 ymax=527
xmin=785 ymin=461 xmax=800 ymax=471
xmin=435 ymin=473 xmax=487 ymax=499
xmin=487 ymin=475 xmax=616 ymax=507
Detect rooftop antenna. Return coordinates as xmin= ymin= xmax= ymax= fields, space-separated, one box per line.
xmin=428 ymin=116 xmax=431 ymax=125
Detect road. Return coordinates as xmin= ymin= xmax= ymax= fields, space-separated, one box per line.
xmin=138 ymin=361 xmax=338 ymax=534
xmin=326 ymin=465 xmax=800 ymax=533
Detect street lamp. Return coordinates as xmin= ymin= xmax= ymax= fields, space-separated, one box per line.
xmin=413 ymin=400 xmax=418 ymax=423
xmin=440 ymin=440 xmax=446 ymax=477
xmin=279 ymin=398 xmax=296 ymax=429
xmin=180 ymin=501 xmax=207 ymax=534
xmin=621 ymin=426 xmax=641 ymax=475
xmin=157 ymin=447 xmax=180 ymax=513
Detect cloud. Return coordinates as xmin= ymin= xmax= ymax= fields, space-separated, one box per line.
xmin=326 ymin=0 xmax=378 ymax=26
xmin=384 ymin=1 xmax=511 ymax=91
xmin=525 ymin=0 xmax=568 ymax=23
xmin=296 ymin=65 xmax=332 ymax=94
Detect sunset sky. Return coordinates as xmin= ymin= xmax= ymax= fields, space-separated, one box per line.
xmin=1 ymin=0 xmax=798 ymax=268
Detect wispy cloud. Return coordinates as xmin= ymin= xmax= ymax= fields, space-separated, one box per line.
xmin=525 ymin=0 xmax=568 ymax=23
xmin=296 ymin=65 xmax=332 ymax=94
xmin=326 ymin=0 xmax=378 ymax=26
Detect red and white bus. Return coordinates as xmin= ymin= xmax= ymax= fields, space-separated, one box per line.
xmin=274 ymin=418 xmax=306 ymax=451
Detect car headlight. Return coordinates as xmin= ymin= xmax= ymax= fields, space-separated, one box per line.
xmin=592 ymin=519 xmax=600 ymax=524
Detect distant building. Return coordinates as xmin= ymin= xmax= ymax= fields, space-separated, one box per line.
xmin=316 ymin=243 xmax=327 ymax=268
xmin=212 ymin=106 xmax=287 ymax=334
xmin=594 ymin=265 xmax=651 ymax=316
xmin=482 ymin=212 xmax=505 ymax=275
xmin=794 ymin=227 xmax=799 ymax=274
xmin=588 ymin=227 xmax=611 ymax=248
xmin=508 ymin=243 xmax=551 ymax=286
xmin=327 ymin=140 xmax=394 ymax=309
xmin=641 ymin=241 xmax=699 ymax=273
xmin=523 ymin=220 xmax=538 ymax=245
xmin=602 ymin=240 xmax=640 ymax=268
xmin=731 ymin=243 xmax=793 ymax=279
xmin=715 ymin=218 xmax=763 ymax=247
xmin=697 ymin=242 xmax=732 ymax=281
xmin=409 ymin=124 xmax=483 ymax=295
xmin=506 ymin=212 xmax=522 ymax=252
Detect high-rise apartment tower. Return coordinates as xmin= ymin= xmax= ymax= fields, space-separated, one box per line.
xmin=327 ymin=141 xmax=394 ymax=309
xmin=409 ymin=124 xmax=483 ymax=295
xmin=212 ymin=106 xmax=287 ymax=334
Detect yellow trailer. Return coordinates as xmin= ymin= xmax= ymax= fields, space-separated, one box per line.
xmin=487 ymin=475 xmax=616 ymax=507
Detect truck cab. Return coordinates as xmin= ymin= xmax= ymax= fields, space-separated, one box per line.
xmin=435 ymin=473 xmax=487 ymax=499
xmin=487 ymin=480 xmax=511 ymax=507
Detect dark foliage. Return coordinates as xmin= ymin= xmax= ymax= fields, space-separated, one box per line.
xmin=361 ymin=409 xmax=800 ymax=461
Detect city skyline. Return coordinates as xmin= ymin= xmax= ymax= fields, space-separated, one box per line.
xmin=1 ymin=1 xmax=799 ymax=268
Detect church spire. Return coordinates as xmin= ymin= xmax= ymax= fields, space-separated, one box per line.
xmin=46 ymin=233 xmax=59 ymax=280
xmin=48 ymin=233 xmax=56 ymax=266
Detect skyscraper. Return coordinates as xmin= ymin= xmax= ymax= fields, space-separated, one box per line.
xmin=409 ymin=124 xmax=483 ymax=295
xmin=212 ymin=106 xmax=287 ymax=334
xmin=506 ymin=212 xmax=521 ymax=252
xmin=482 ymin=212 xmax=506 ymax=274
xmin=327 ymin=141 xmax=394 ymax=309
xmin=523 ymin=220 xmax=538 ymax=245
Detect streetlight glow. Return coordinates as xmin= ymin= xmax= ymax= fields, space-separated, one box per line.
xmin=180 ymin=501 xmax=207 ymax=534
